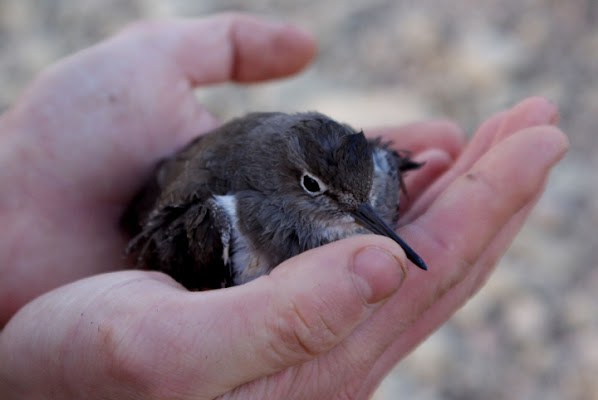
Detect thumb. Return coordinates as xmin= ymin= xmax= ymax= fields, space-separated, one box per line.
xmin=179 ymin=235 xmax=406 ymax=396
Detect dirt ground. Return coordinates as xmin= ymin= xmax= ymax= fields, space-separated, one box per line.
xmin=1 ymin=1 xmax=597 ymax=399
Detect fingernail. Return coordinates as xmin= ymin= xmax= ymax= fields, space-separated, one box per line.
xmin=352 ymin=247 xmax=405 ymax=305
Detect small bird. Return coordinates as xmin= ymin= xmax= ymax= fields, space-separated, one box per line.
xmin=122 ymin=112 xmax=426 ymax=290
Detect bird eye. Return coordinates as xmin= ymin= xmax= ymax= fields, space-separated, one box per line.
xmin=301 ymin=172 xmax=326 ymax=195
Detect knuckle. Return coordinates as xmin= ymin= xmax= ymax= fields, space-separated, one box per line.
xmin=266 ymin=295 xmax=342 ymax=363
xmin=94 ymin=321 xmax=145 ymax=383
xmin=88 ymin=313 xmax=164 ymax=398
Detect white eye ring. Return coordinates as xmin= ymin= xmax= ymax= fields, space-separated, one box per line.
xmin=300 ymin=172 xmax=327 ymax=196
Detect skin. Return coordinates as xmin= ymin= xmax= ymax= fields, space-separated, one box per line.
xmin=0 ymin=13 xmax=568 ymax=400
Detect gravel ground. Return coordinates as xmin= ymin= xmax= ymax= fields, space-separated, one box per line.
xmin=1 ymin=1 xmax=597 ymax=399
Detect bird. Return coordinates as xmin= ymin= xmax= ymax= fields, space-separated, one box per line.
xmin=122 ymin=112 xmax=426 ymax=290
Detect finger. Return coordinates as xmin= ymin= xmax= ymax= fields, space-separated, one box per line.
xmin=452 ymin=97 xmax=559 ymax=176
xmin=122 ymin=13 xmax=316 ymax=85
xmin=493 ymin=97 xmax=560 ymax=144
xmin=11 ymin=14 xmax=316 ymax=197
xmin=365 ymin=119 xmax=466 ymax=162
xmin=155 ymin=236 xmax=406 ymax=398
xmin=405 ymin=97 xmax=559 ymax=222
xmin=0 ymin=269 xmax=188 ymax=397
xmin=370 ymin=126 xmax=567 ymax=342
xmin=406 ymin=126 xmax=567 ymax=285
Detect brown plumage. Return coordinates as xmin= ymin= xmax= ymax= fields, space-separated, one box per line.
xmin=122 ymin=112 xmax=424 ymax=290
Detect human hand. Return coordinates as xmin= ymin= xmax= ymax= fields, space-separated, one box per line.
xmin=1 ymin=89 xmax=567 ymax=400
xmin=0 ymin=14 xmax=316 ymax=322
xmin=0 ymin=12 xmax=568 ymax=400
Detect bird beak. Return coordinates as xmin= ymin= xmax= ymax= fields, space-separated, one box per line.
xmin=351 ymin=203 xmax=427 ymax=270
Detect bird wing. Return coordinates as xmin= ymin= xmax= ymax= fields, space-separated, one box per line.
xmin=122 ymin=137 xmax=234 ymax=290
xmin=124 ymin=196 xmax=234 ymax=290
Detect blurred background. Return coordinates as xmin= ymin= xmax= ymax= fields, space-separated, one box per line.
xmin=1 ymin=1 xmax=596 ymax=399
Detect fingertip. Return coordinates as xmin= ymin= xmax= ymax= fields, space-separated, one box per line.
xmin=424 ymin=119 xmax=468 ymax=158
xmin=413 ymin=147 xmax=454 ymax=166
xmin=498 ymin=96 xmax=560 ymax=140
xmin=411 ymin=119 xmax=467 ymax=161
xmin=512 ymin=96 xmax=559 ymax=123
xmin=552 ymin=126 xmax=570 ymax=155
xmin=227 ymin=14 xmax=317 ymax=82
xmin=123 ymin=14 xmax=317 ymax=86
xmin=524 ymin=125 xmax=570 ymax=164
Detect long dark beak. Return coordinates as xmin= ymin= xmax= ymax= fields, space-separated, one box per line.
xmin=351 ymin=203 xmax=427 ymax=270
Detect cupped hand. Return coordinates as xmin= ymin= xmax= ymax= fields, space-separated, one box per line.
xmin=0 ymin=13 xmax=568 ymax=400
